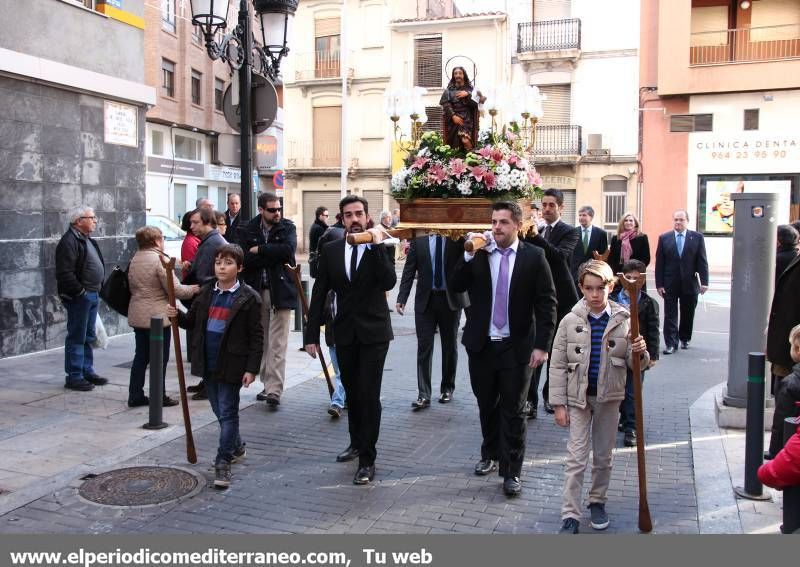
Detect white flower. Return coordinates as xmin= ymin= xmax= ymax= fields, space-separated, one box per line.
xmin=495 ymin=161 xmax=510 ymax=176
xmin=457 ymin=179 xmax=472 ymax=195
xmin=391 ymin=169 xmax=409 ymax=191
xmin=509 ymin=169 xmax=527 ymax=188
xmin=417 ymin=147 xmax=430 ymax=157
xmin=496 ymin=173 xmax=511 ymax=191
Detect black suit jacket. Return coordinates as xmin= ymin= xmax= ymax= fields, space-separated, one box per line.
xmin=450 ymin=241 xmax=557 ymax=365
xmin=768 ymin=254 xmax=800 ymax=369
xmin=397 ymin=235 xmax=469 ymax=313
xmin=524 ymin=220 xmax=580 ymax=319
xmin=305 ymin=239 xmax=397 ymax=347
xmin=570 ymin=225 xmax=609 ymax=280
xmin=225 ymin=210 xmax=243 ymax=238
xmin=655 ymin=230 xmax=709 ymax=295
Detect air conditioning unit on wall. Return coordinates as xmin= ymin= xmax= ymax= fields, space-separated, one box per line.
xmin=587 ymin=133 xmax=609 ymax=156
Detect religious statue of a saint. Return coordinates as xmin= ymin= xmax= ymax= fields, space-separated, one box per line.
xmin=439 ymin=66 xmax=484 ymax=152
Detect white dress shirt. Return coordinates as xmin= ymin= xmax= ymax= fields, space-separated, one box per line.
xmin=344 ymin=242 xmax=370 ymax=280
xmin=465 ymin=239 xmax=519 ymax=337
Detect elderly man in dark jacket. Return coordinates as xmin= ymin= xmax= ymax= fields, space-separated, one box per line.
xmin=239 ymin=191 xmax=298 ymax=406
xmin=767 ymin=254 xmax=800 ymax=414
xmin=56 ymin=205 xmax=108 ymax=392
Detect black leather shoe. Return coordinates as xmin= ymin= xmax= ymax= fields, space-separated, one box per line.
xmin=559 ymin=518 xmax=580 ymax=534
xmin=65 ymin=380 xmax=94 ymax=392
xmin=336 ymin=446 xmax=360 ymax=462
xmin=256 ymin=389 xmax=269 ymax=401
xmin=353 ymin=465 xmax=375 ymax=485
xmin=191 ymin=390 xmax=207 ymax=400
xmin=439 ymin=392 xmax=452 ymax=403
xmin=623 ymin=430 xmax=637 ymax=447
xmin=127 ymin=396 xmax=149 ymax=407
xmin=162 ymin=396 xmax=179 ymax=407
xmin=411 ymin=398 xmax=430 ymax=410
xmin=544 ymin=401 xmax=555 ymax=414
xmin=84 ymin=374 xmax=108 ymax=386
xmin=265 ymin=393 xmax=280 ymax=406
xmin=663 ymin=346 xmax=676 ymax=355
xmin=503 ymin=476 xmax=522 ymax=497
xmin=524 ymin=401 xmax=537 ymax=420
xmin=474 ymin=459 xmax=497 ymax=476
xmin=187 ymin=382 xmax=204 ymax=393
xmin=681 ymin=341 xmax=690 ymax=349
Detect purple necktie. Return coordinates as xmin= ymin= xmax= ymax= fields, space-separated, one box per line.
xmin=492 ymin=248 xmax=513 ymax=330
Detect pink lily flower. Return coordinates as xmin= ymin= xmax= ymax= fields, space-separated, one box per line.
xmin=449 ymin=158 xmax=467 ymax=177
xmin=411 ymin=156 xmax=430 ymax=170
xmin=469 ymin=166 xmax=487 ymax=182
xmin=477 ymin=147 xmax=493 ymax=159
xmin=428 ymin=164 xmax=448 ymax=185
xmin=490 ymin=149 xmax=504 ymax=163
xmin=484 ymin=170 xmax=496 ymax=189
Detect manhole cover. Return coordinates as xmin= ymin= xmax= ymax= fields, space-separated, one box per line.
xmin=78 ymin=466 xmax=202 ymax=507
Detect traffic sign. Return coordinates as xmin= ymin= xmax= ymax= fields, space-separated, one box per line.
xmin=273 ymin=170 xmax=284 ymax=189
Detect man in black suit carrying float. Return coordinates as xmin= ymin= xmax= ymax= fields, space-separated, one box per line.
xmin=451 ymin=201 xmax=557 ymax=497
xmin=304 ymin=196 xmax=397 ymax=485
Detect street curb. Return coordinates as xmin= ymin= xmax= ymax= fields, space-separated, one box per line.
xmin=689 ymin=381 xmax=743 ymax=534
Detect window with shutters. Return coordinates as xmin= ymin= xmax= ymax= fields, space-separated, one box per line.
xmin=161 ymin=0 xmax=175 ymax=33
xmin=313 ymin=106 xmax=342 ymax=167
xmin=744 ymin=109 xmax=759 ymax=131
xmin=602 ymin=177 xmax=628 ymax=230
xmin=315 ymin=18 xmax=341 ymax=79
xmin=533 ymin=0 xmax=571 ymax=21
xmin=175 ymin=135 xmax=202 ymax=161
xmin=423 ymin=106 xmax=444 ymax=135
xmin=191 ymin=70 xmax=202 ymax=105
xmin=670 ymin=114 xmax=713 ymax=132
xmin=415 ymin=36 xmax=442 ymax=89
xmin=214 ymin=79 xmax=225 ymax=111
xmin=538 ymin=84 xmax=571 ymax=125
xmin=161 ymin=59 xmax=175 ymax=98
xmin=151 ymin=130 xmax=164 ymax=156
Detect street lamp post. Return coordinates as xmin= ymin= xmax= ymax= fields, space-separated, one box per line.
xmin=190 ymin=0 xmax=297 ymax=219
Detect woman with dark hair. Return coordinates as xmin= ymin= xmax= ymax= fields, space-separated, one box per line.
xmin=180 ymin=208 xmax=201 ymax=281
xmin=127 ymin=226 xmax=200 ymax=407
xmin=607 ymin=212 xmax=651 ymax=275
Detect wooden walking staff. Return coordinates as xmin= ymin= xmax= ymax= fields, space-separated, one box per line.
xmin=286 ymin=264 xmax=335 ymax=397
xmin=160 ymin=256 xmax=198 ymax=464
xmin=617 ymin=271 xmax=652 ymax=533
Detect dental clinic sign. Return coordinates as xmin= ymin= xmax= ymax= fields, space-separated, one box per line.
xmin=694 ymin=134 xmax=799 ymax=163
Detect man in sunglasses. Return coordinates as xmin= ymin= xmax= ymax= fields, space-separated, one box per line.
xmin=240 ymin=192 xmax=298 ymax=407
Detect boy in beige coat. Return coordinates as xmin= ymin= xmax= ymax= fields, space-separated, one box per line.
xmin=549 ymin=260 xmax=649 ymax=534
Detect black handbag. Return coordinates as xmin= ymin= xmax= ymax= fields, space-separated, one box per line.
xmin=100 ymin=264 xmax=131 ymax=316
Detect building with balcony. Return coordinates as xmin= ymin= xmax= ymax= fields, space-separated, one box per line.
xmin=283 ymin=0 xmax=393 ymax=251
xmin=0 ymin=0 xmax=155 ymax=357
xmin=508 ymin=0 xmax=640 ymax=228
xmin=144 ymin=1 xmax=284 ymax=222
xmin=640 ymin=0 xmax=800 ymax=269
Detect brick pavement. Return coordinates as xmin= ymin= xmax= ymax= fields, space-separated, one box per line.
xmin=0 ymin=272 xmax=778 ymax=534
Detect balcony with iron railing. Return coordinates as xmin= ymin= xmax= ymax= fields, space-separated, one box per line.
xmin=286 ymin=139 xmax=364 ymax=170
xmin=690 ymin=23 xmax=800 ymax=65
xmin=531 ymin=125 xmax=582 ymax=160
xmin=517 ymin=19 xmax=581 ymax=61
xmin=287 ymin=50 xmax=355 ymax=85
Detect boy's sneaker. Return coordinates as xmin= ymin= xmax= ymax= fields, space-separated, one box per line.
xmin=231 ymin=445 xmax=246 ymax=464
xmin=624 ymin=430 xmax=637 ymax=447
xmin=559 ymin=518 xmax=580 ymax=534
xmin=588 ymin=503 xmax=609 ymax=530
xmin=214 ymin=462 xmax=231 ymax=489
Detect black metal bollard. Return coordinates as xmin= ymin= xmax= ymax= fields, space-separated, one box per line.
xmin=143 ymin=318 xmax=168 ymax=430
xmin=734 ymin=353 xmax=771 ymax=500
xmin=781 ymin=408 xmax=800 ymax=534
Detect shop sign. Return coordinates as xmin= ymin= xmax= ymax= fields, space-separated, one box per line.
xmin=694 ymin=135 xmax=799 ymax=162
xmin=147 ymin=156 xmax=204 ymax=177
xmin=208 ymin=164 xmax=242 ymax=183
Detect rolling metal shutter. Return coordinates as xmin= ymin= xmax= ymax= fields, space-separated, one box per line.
xmin=315 ymin=18 xmax=340 ymax=38
xmin=302 ymin=191 xmax=342 ymax=252
xmin=561 ymin=189 xmax=576 ymax=225
xmin=363 ymin=190 xmax=385 ymax=216
xmin=539 ymin=84 xmax=571 ymax=125
xmin=423 ymin=105 xmax=444 ymax=134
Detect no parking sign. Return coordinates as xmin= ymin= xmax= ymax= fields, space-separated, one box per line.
xmin=273 ymin=170 xmax=284 ymax=190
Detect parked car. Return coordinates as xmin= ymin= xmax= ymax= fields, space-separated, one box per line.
xmin=145 ymin=214 xmax=185 ymax=261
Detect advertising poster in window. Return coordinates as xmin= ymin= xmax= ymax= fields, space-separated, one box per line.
xmin=698 ymin=176 xmax=793 ymax=235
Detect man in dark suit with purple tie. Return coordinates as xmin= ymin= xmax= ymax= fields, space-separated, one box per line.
xmin=655 ymin=209 xmax=709 ymax=354
xmin=451 ymin=201 xmax=557 ymax=497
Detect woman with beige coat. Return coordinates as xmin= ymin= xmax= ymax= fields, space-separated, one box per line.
xmin=128 ymin=226 xmax=199 ymax=407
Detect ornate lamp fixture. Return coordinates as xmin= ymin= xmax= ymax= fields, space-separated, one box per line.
xmin=385 ymin=87 xmax=428 ymax=152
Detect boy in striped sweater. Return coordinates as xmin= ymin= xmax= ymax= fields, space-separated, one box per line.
xmin=169 ymin=244 xmax=263 ymax=489
xmin=549 ymin=260 xmax=649 ymax=534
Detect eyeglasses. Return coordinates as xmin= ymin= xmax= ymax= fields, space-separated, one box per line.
xmin=80 ymin=216 xmax=97 ymax=220
xmin=265 ymin=207 xmax=282 ymax=213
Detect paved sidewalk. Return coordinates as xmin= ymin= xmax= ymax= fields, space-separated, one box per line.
xmin=0 ymin=266 xmax=788 ymax=534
